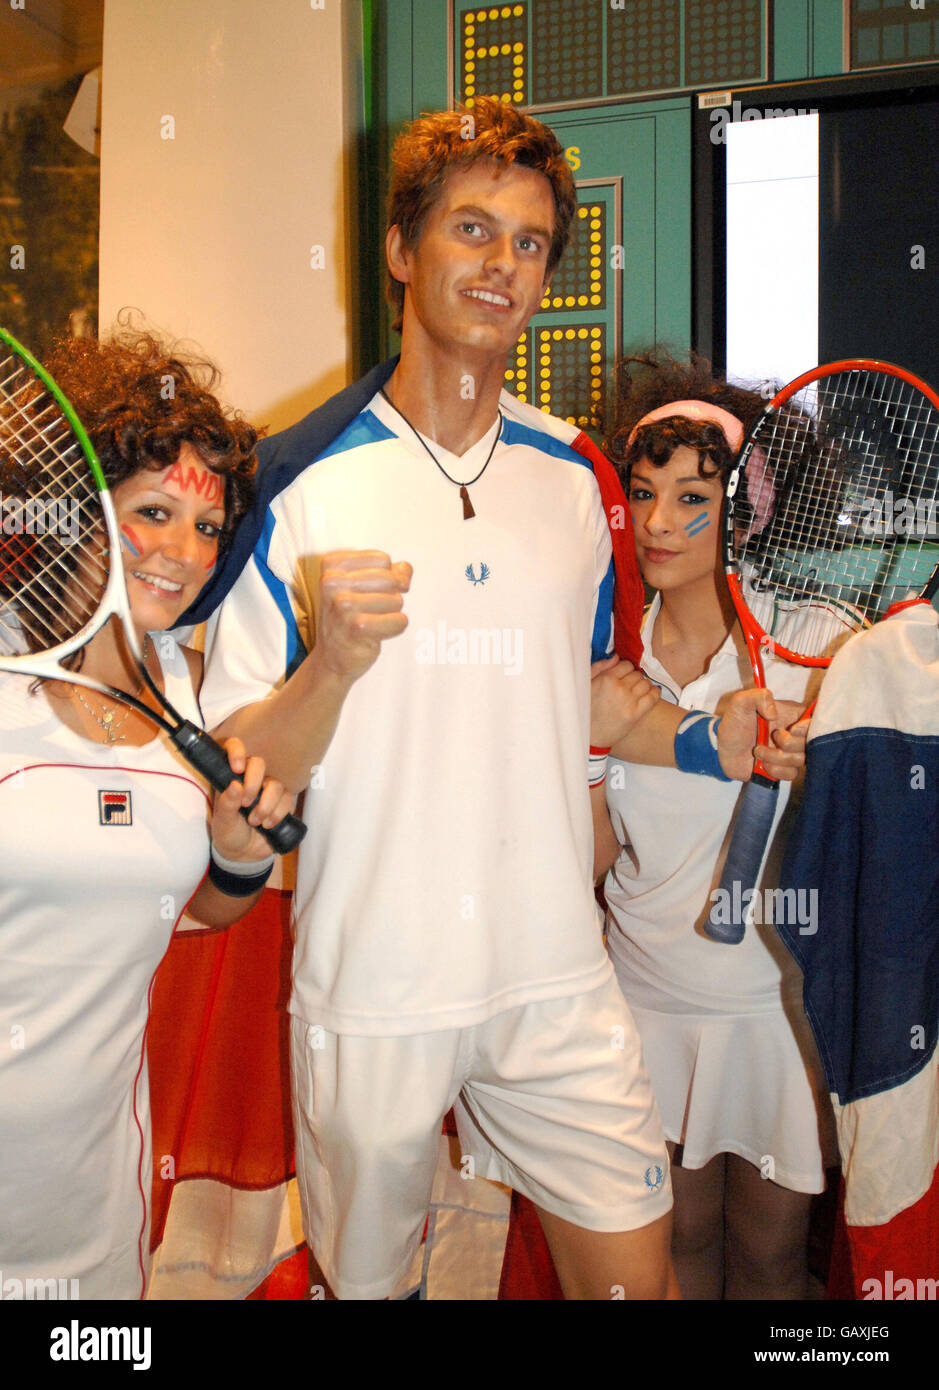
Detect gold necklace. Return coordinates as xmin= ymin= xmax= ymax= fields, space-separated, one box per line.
xmin=70 ymin=635 xmax=151 ymax=745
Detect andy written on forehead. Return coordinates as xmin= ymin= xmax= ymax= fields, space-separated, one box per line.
xmin=42 ymin=331 xmax=257 ymax=553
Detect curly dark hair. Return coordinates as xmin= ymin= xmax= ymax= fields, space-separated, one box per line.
xmin=607 ymin=350 xmax=845 ymax=560
xmin=41 ymin=331 xmax=260 ymax=554
xmin=386 ymin=98 xmax=577 ymax=333
xmin=605 ymin=350 xmax=767 ymax=490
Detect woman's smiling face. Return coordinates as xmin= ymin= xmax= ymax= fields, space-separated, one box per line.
xmin=114 ymin=443 xmax=225 ymax=633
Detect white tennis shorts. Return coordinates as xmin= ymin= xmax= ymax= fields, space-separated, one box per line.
xmin=290 ymin=976 xmax=672 ymax=1299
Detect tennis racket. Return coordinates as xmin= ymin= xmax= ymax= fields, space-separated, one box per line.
xmin=706 ymin=359 xmax=939 ymax=943
xmin=0 ymin=326 xmax=305 ymax=854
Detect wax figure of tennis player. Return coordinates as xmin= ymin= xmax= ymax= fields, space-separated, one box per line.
xmin=0 ymin=333 xmax=294 ymax=1299
xmin=200 ymin=100 xmax=806 ymax=1300
xmin=590 ymin=354 xmax=837 ymax=1299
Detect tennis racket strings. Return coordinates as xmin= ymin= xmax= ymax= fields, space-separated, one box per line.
xmin=736 ymin=367 xmax=939 ymax=659
xmin=0 ymin=342 xmax=108 ymax=660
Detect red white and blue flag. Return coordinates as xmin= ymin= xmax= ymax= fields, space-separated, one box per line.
xmin=778 ymin=601 xmax=939 ymax=1299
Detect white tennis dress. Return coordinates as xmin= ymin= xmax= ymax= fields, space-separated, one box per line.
xmin=0 ymin=636 xmax=209 ymax=1298
xmin=605 ymin=595 xmax=843 ymax=1192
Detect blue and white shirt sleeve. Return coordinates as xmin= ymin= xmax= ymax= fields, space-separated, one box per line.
xmin=591 ymin=496 xmax=615 ymax=663
xmin=200 ymin=496 xmax=306 ymax=731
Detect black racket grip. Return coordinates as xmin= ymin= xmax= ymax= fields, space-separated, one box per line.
xmin=705 ymin=774 xmax=779 ymax=944
xmin=171 ymin=722 xmax=306 ymax=854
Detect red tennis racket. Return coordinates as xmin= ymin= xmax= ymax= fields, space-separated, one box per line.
xmin=706 ymin=359 xmax=939 ymax=943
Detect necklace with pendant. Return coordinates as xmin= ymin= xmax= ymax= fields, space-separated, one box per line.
xmin=70 ymin=635 xmax=151 ymax=744
xmin=379 ymin=388 xmax=502 ymax=520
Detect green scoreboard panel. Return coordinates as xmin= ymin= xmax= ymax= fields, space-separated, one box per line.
xmin=504 ymin=183 xmax=619 ymax=429
xmin=456 ymin=1 xmax=766 ymax=110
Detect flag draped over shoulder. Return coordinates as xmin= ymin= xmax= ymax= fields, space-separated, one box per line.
xmin=151 ymin=365 xmax=641 ymax=1299
xmin=777 ymin=601 xmax=939 ymax=1297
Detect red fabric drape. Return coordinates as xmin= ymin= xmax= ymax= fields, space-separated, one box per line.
xmin=148 ymin=889 xmax=295 ymax=1251
xmin=828 ymin=1161 xmax=939 ymax=1300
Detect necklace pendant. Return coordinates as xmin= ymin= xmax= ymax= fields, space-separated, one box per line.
xmin=460 ymin=485 xmax=475 ymax=521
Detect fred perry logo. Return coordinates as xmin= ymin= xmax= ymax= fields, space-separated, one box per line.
xmin=99 ymin=790 xmax=132 ymax=826
xmin=644 ymin=1165 xmax=665 ymax=1192
xmin=465 ymin=562 xmax=490 ymax=586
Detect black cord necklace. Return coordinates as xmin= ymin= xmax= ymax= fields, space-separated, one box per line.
xmin=379 ymin=387 xmax=502 ymax=520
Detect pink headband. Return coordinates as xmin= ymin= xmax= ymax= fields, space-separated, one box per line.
xmin=626 ymin=400 xmax=746 ymax=453
xmin=627 ymin=399 xmax=775 ymax=542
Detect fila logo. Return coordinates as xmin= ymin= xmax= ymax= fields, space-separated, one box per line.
xmin=99 ymin=790 xmax=132 ymax=826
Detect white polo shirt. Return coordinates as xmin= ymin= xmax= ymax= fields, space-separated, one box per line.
xmin=201 ymin=391 xmax=616 ymax=1035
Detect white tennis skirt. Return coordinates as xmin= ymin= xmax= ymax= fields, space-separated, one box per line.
xmin=611 ymin=960 xmax=839 ymax=1194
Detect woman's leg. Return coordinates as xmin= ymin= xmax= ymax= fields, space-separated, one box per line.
xmin=668 ymin=1143 xmax=726 ymax=1299
xmin=723 ymin=1153 xmax=812 ymax=1300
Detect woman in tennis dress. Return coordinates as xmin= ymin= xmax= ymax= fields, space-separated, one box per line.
xmin=0 ymin=333 xmax=293 ymax=1299
xmin=591 ymin=354 xmax=841 ymax=1299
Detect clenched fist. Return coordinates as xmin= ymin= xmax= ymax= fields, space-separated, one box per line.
xmin=316 ymin=550 xmax=413 ymax=684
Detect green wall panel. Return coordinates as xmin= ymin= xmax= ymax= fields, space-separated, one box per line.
xmin=774 ymin=0 xmax=846 ymax=81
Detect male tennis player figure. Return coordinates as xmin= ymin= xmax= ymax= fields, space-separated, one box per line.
xmin=200 ymin=99 xmax=805 ymax=1300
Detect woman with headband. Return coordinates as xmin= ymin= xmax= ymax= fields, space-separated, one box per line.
xmin=590 ymin=353 xmax=839 ymax=1300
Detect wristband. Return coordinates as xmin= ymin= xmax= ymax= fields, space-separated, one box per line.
xmin=588 ymin=745 xmax=611 ymax=788
xmin=673 ymin=712 xmax=732 ymax=782
xmin=208 ymin=843 xmax=275 ymax=898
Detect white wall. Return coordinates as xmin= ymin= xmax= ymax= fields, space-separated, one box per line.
xmin=99 ymin=0 xmax=357 ymax=433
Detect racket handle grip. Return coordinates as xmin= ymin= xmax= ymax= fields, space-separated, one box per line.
xmin=172 ymin=722 xmax=307 ymax=855
xmin=705 ymin=774 xmax=779 ymax=944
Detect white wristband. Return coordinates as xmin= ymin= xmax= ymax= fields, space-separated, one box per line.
xmin=210 ymin=843 xmax=276 ymax=877
xmin=588 ymin=745 xmax=611 ymax=788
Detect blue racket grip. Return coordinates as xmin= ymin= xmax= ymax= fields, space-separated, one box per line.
xmin=705 ymin=774 xmax=779 ymax=944
xmin=172 ymin=722 xmax=306 ymax=855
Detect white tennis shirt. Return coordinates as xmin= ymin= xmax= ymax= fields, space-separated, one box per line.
xmin=201 ymin=391 xmax=616 ymax=1034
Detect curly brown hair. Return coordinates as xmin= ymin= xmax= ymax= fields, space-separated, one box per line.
xmin=41 ymin=331 xmax=260 ymax=554
xmin=605 ymin=350 xmax=767 ymax=490
xmin=386 ymin=98 xmax=577 ymax=333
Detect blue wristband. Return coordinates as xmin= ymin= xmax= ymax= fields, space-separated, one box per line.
xmin=674 ymin=712 xmax=732 ymax=782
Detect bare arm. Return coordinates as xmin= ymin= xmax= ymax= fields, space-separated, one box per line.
xmin=590 ymin=781 xmax=622 ymax=882
xmin=604 ymin=680 xmax=808 ymax=783
xmin=213 ymin=552 xmax=412 ymax=793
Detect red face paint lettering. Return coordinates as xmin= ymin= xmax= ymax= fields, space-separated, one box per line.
xmin=163 ymin=461 xmax=186 ymax=490
xmin=164 ymin=460 xmax=224 ymax=505
xmin=201 ymin=472 xmax=224 ymax=505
